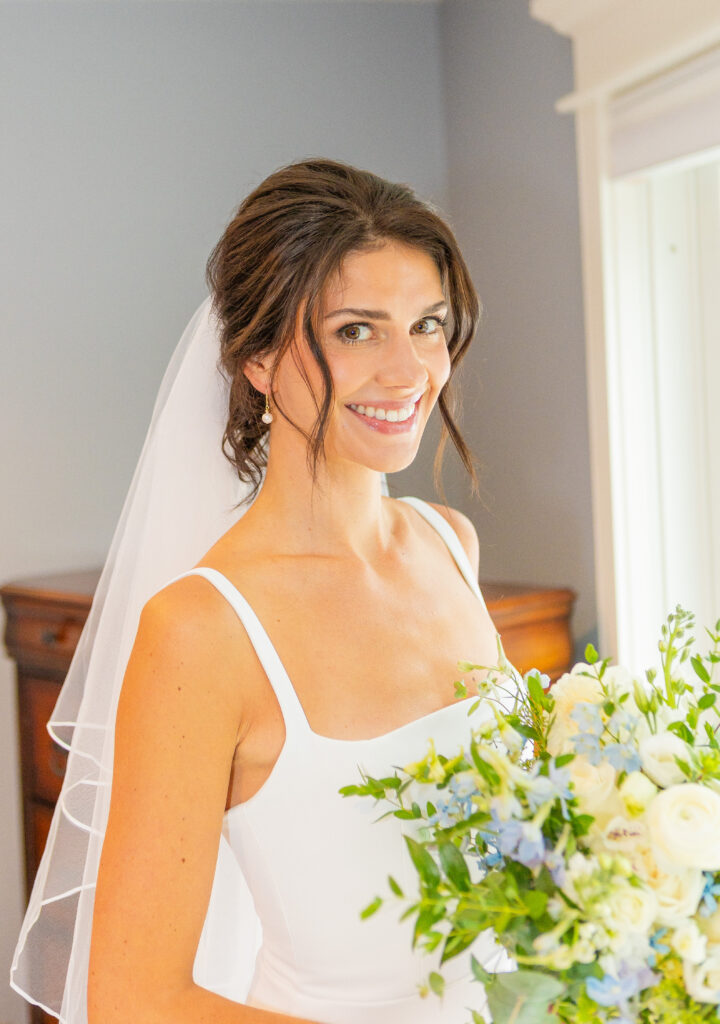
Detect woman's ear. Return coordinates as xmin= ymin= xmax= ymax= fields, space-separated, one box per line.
xmin=242 ymin=355 xmax=273 ymax=395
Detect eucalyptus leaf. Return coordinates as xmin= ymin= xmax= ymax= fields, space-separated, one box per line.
xmin=486 ymin=969 xmax=563 ymax=1024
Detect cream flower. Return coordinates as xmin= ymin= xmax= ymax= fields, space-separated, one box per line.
xmin=698 ymin=908 xmax=720 ymax=944
xmin=567 ymin=756 xmax=621 ymax=827
xmin=547 ymin=668 xmax=604 ymax=756
xmin=628 ymin=845 xmax=704 ymax=926
xmin=671 ymin=920 xmax=707 ymax=965
xmin=619 ymin=772 xmax=658 ymax=816
xmin=599 ymin=879 xmax=658 ymax=936
xmin=684 ymin=943 xmax=720 ymax=1003
xmin=639 ymin=733 xmax=689 ymax=788
xmin=647 ymin=783 xmax=720 ymax=871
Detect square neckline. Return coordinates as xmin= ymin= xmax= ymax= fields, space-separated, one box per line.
xmin=167 ymin=496 xmax=498 ymax=814
xmin=208 ymin=495 xmax=493 ymax=740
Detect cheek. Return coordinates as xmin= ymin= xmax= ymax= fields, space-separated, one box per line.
xmin=431 ymin=344 xmax=452 ymax=390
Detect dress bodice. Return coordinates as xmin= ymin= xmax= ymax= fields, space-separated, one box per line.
xmin=167 ymin=496 xmax=509 ymax=1023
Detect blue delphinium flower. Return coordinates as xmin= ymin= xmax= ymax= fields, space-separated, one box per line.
xmin=524 ymin=762 xmax=574 ymax=820
xmin=480 ymin=809 xmax=546 ymax=869
xmin=572 ymin=731 xmax=604 ymax=764
xmin=647 ymin=927 xmax=670 ymax=967
xmin=516 ymin=823 xmax=546 ymax=869
xmin=428 ymin=775 xmax=479 ymax=828
xmin=603 ymin=742 xmax=642 ymax=773
xmin=586 ymin=962 xmax=657 ymax=1013
xmin=700 ymin=872 xmax=720 ymax=917
xmin=543 ymin=847 xmax=566 ymax=886
xmin=571 ymin=701 xmax=605 ymax=737
xmin=484 ymin=847 xmax=504 ymax=869
xmin=428 ymin=800 xmax=456 ymax=828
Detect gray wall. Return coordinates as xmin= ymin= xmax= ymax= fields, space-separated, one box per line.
xmin=0 ymin=4 xmax=446 ymax=1021
xmin=440 ymin=0 xmax=597 ymax=653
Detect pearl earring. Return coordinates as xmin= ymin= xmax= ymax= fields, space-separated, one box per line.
xmin=261 ymin=392 xmax=273 ymax=424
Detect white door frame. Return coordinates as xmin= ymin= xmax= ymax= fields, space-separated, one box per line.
xmin=530 ymin=0 xmax=720 ymax=657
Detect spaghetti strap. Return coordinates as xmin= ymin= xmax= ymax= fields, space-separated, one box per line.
xmin=165 ymin=566 xmax=312 ymax=736
xmin=397 ymin=496 xmax=487 ymax=611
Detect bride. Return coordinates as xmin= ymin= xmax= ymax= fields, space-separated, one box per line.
xmin=13 ymin=158 xmax=508 ymax=1024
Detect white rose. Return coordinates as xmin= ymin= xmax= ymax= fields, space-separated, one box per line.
xmin=639 ymin=733 xmax=690 ymax=788
xmin=547 ymin=668 xmax=604 ymax=755
xmin=671 ymin=920 xmax=707 ymax=965
xmin=620 ymin=772 xmax=658 ymax=816
xmin=684 ymin=943 xmax=720 ymax=1003
xmin=628 ymin=846 xmax=704 ymax=926
xmin=647 ymin=783 xmax=720 ymax=870
xmin=568 ymin=756 xmax=622 ymax=826
xmin=600 ymin=879 xmax=658 ymax=935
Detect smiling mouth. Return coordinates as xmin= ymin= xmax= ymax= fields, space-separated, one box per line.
xmin=345 ymin=397 xmax=422 ymax=433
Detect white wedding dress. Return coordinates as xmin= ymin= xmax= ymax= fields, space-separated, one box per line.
xmin=170 ymin=496 xmax=510 ymax=1023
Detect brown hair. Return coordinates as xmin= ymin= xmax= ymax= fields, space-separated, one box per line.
xmin=206 ymin=157 xmax=481 ymax=506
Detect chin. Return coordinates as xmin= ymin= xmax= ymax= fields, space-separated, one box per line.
xmin=354 ymin=449 xmax=420 ymax=475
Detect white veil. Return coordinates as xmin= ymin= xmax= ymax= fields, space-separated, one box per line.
xmin=12 ymin=297 xmax=267 ymax=1022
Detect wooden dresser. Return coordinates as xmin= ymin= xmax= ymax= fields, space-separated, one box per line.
xmin=2 ymin=568 xmax=576 ymax=1024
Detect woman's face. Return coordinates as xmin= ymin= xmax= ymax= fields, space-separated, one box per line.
xmin=273 ymin=240 xmax=452 ymax=475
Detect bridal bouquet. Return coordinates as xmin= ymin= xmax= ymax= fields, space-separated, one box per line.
xmin=341 ymin=607 xmax=720 ymax=1023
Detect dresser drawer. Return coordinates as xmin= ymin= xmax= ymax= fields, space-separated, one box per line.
xmin=22 ymin=676 xmax=68 ymax=804
xmin=12 ymin=611 xmax=85 ymax=669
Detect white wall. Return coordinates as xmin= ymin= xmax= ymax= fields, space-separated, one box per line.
xmin=440 ymin=0 xmax=597 ymax=654
xmin=0 ymin=4 xmax=446 ymax=1021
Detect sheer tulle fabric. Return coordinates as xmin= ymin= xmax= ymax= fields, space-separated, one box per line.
xmin=10 ymin=298 xmax=265 ymax=1022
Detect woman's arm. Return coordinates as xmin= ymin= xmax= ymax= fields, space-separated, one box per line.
xmin=88 ymin=576 xmax=317 ymax=1024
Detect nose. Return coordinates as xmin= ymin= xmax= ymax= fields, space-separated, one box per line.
xmin=374 ymin=329 xmax=430 ymax=392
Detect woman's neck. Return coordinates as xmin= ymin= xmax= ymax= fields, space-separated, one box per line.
xmin=238 ymin=435 xmax=396 ymax=562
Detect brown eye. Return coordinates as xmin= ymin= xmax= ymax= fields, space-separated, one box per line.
xmin=414 ymin=316 xmax=445 ymax=335
xmin=337 ymin=323 xmax=372 ymax=345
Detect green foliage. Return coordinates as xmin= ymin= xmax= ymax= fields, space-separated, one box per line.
xmin=485 ymin=969 xmax=564 ymax=1024
xmin=405 ymin=836 xmax=440 ymax=890
xmin=360 ymin=896 xmax=382 ymax=919
xmin=428 ymin=971 xmax=445 ymax=997
xmin=438 ymin=841 xmax=471 ymax=891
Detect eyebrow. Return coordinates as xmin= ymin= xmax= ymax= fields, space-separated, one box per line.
xmin=323 ymin=300 xmax=448 ymax=320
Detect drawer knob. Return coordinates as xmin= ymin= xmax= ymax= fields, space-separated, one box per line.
xmin=41 ymin=624 xmax=69 ymax=646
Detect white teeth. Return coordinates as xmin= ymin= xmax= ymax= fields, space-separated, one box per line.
xmin=348 ymin=400 xmax=417 ymax=422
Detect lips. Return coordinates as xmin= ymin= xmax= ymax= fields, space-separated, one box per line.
xmin=345 ymin=396 xmax=422 ymax=434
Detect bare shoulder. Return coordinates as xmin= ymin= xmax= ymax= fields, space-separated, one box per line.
xmin=425 ymin=502 xmax=480 ymax=578
xmin=90 ymin=574 xmax=251 ymax=1017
